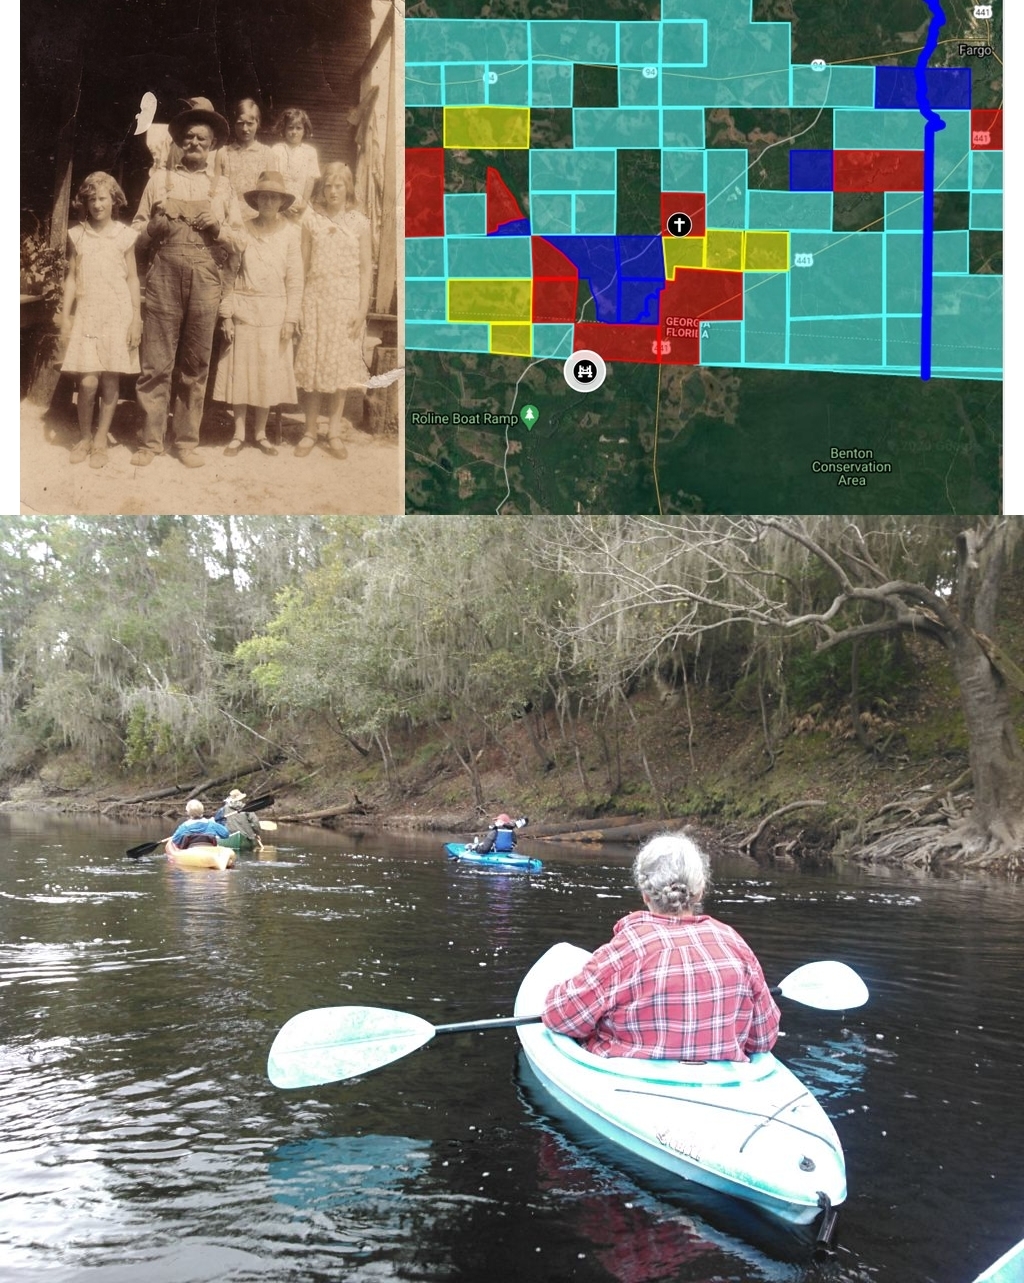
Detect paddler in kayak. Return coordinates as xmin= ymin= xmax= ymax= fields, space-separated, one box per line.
xmin=169 ymin=799 xmax=232 ymax=849
xmin=469 ymin=813 xmax=519 ymax=855
xmin=542 ymin=831 xmax=780 ymax=1061
xmin=214 ymin=788 xmax=263 ymax=847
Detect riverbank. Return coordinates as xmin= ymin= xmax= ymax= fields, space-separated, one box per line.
xmin=3 ymin=675 xmax=1003 ymax=870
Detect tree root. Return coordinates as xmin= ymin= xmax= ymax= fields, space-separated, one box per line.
xmin=738 ymin=800 xmax=827 ymax=855
xmin=846 ymin=804 xmax=1023 ymax=871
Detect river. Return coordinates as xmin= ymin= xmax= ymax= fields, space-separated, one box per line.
xmin=1 ymin=812 xmax=1021 ymax=1283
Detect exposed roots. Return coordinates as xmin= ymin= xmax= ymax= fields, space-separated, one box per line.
xmin=840 ymin=791 xmax=1024 ymax=872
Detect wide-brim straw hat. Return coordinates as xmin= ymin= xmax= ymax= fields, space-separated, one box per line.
xmin=169 ymin=97 xmax=230 ymax=147
xmin=226 ymin=789 xmax=247 ymax=804
xmin=244 ymin=171 xmax=296 ymax=210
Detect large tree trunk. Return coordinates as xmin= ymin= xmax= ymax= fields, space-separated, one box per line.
xmin=946 ymin=628 xmax=1024 ymax=854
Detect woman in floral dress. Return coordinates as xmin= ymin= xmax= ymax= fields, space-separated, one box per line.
xmin=292 ymin=162 xmax=371 ymax=459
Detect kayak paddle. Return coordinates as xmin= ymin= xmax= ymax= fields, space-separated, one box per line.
xmin=125 ymin=793 xmax=276 ymax=858
xmin=125 ymin=837 xmax=173 ymax=860
xmin=773 ymin=960 xmax=868 ymax=1011
xmin=267 ymin=959 xmax=868 ymax=1090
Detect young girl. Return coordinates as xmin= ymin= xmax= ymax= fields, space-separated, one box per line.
xmin=58 ymin=172 xmax=142 ymax=468
xmin=212 ymin=172 xmax=303 ymax=456
xmin=269 ymin=108 xmax=319 ymax=215
xmin=215 ymin=98 xmax=273 ymax=220
xmin=292 ymin=162 xmax=371 ymax=459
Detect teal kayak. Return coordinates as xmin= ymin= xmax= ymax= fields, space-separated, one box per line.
xmin=515 ymin=942 xmax=846 ymax=1227
xmin=444 ymin=842 xmax=542 ymax=873
xmin=973 ymin=1237 xmax=1024 ymax=1282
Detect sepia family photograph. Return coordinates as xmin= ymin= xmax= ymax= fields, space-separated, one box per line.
xmin=20 ymin=0 xmax=402 ymax=515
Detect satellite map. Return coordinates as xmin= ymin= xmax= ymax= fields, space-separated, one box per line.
xmin=404 ymin=0 xmax=1003 ymax=514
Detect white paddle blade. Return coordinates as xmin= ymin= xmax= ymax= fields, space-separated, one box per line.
xmin=268 ymin=1006 xmax=435 ymax=1089
xmin=777 ymin=961 xmax=869 ymax=1011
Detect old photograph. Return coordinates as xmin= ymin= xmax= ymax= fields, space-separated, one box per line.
xmin=20 ymin=0 xmax=402 ymax=515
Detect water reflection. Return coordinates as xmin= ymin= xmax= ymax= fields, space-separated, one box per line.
xmin=517 ymin=1059 xmax=805 ymax=1282
xmin=786 ymin=1033 xmax=869 ymax=1101
xmin=270 ymin=1133 xmax=431 ymax=1263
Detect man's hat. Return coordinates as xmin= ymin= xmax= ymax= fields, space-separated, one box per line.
xmin=225 ymin=789 xmax=247 ymax=805
xmin=169 ymin=97 xmax=230 ymax=147
xmin=244 ymin=171 xmax=296 ymax=210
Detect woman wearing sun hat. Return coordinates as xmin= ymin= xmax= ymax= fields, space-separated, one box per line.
xmin=212 ymin=170 xmax=303 ymax=456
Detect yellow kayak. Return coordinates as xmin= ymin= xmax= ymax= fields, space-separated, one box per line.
xmin=165 ymin=840 xmax=237 ymax=870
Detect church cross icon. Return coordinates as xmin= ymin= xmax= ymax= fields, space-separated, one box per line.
xmin=666 ymin=211 xmax=693 ymax=237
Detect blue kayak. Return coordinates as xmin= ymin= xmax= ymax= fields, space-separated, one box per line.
xmin=444 ymin=842 xmax=543 ymax=873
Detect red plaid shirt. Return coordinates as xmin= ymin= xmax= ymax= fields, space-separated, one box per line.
xmin=542 ymin=912 xmax=780 ymax=1061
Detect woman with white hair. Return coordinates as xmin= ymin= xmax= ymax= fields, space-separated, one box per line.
xmin=542 ymin=831 xmax=780 ymax=1061
xmin=168 ymin=799 xmax=231 ymax=850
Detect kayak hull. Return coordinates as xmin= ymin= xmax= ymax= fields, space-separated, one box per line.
xmin=515 ymin=942 xmax=846 ymax=1226
xmin=165 ymin=840 xmax=237 ymax=870
xmin=974 ymin=1237 xmax=1024 ymax=1282
xmin=219 ymin=829 xmax=255 ymax=851
xmin=444 ymin=842 xmax=542 ymax=873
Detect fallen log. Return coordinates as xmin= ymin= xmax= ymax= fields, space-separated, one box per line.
xmin=101 ymin=759 xmax=282 ymax=812
xmin=534 ymin=818 xmax=695 ymax=844
xmin=738 ymin=800 xmax=827 ymax=854
xmin=273 ymin=797 xmax=368 ymax=825
xmin=525 ymin=815 xmax=662 ymax=838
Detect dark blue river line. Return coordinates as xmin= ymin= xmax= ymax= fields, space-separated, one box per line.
xmin=915 ymin=0 xmax=949 ymax=380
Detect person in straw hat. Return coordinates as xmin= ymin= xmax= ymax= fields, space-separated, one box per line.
xmin=212 ymin=171 xmax=303 ymax=456
xmin=131 ymin=97 xmax=243 ymax=468
xmin=214 ymin=788 xmax=263 ymax=846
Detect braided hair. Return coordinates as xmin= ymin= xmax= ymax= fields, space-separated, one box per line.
xmin=633 ymin=832 xmax=709 ymax=915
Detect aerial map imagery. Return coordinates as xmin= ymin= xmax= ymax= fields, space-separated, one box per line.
xmin=403 ymin=0 xmax=1004 ymax=514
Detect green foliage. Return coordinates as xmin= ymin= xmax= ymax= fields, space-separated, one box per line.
xmin=785 ymin=635 xmax=917 ymax=713
xmin=20 ymin=222 xmax=65 ymax=308
xmin=1 ymin=515 xmax=1022 ymax=819
xmin=122 ymin=705 xmax=179 ymax=772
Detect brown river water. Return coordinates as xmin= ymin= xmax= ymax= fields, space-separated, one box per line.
xmin=1 ymin=811 xmax=1022 ymax=1283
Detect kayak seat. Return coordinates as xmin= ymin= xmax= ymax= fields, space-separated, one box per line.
xmin=546 ymin=1030 xmax=778 ymax=1088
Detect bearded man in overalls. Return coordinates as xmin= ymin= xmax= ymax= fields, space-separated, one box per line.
xmin=132 ymin=100 xmax=242 ymax=467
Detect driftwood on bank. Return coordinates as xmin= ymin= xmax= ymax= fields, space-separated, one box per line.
xmin=100 ymin=759 xmax=281 ymax=812
xmin=272 ymin=796 xmax=368 ymax=826
xmin=532 ymin=817 xmax=696 ymax=844
xmin=737 ymin=801 xmax=827 ymax=854
xmin=525 ymin=815 xmax=656 ymax=837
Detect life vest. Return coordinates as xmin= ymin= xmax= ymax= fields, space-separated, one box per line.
xmin=494 ymin=827 xmax=516 ymax=852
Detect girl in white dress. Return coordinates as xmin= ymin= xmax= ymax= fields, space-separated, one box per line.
xmin=293 ymin=163 xmax=372 ymax=459
xmin=213 ymin=172 xmax=303 ymax=456
xmin=270 ymin=108 xmax=319 ymax=216
xmin=58 ymin=172 xmax=141 ymax=468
